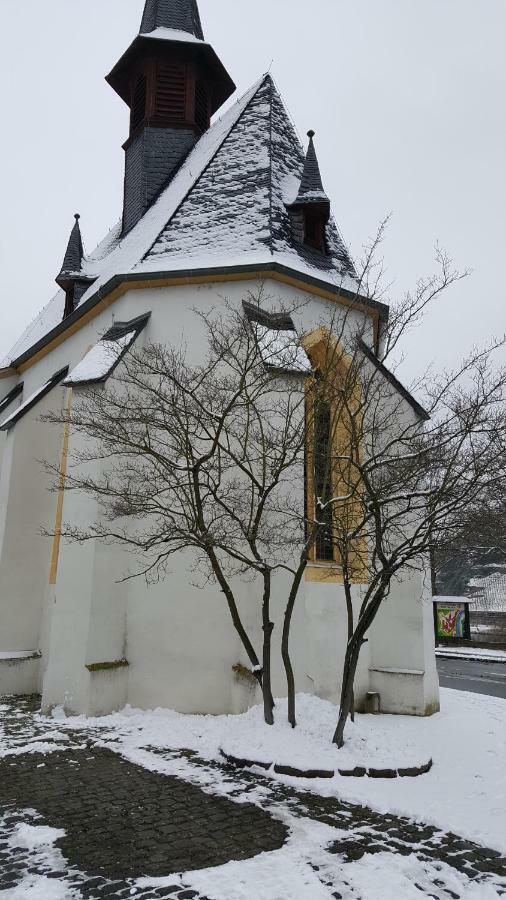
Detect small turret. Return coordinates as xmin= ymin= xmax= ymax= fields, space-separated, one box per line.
xmin=288 ymin=131 xmax=330 ymax=253
xmin=56 ymin=215 xmax=93 ymax=319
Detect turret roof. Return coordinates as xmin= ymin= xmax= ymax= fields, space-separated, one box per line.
xmin=140 ymin=0 xmax=204 ymax=40
xmin=56 ymin=214 xmax=84 ymax=284
xmin=293 ymin=131 xmax=330 ymax=206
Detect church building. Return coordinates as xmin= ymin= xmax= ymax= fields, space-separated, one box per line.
xmin=0 ymin=0 xmax=439 ymax=718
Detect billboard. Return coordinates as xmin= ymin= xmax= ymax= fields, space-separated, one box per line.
xmin=435 ymin=602 xmax=468 ymax=641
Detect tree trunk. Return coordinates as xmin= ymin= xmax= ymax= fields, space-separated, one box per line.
xmin=333 ymin=636 xmax=362 ymax=747
xmin=343 ymin=571 xmax=355 ymax=722
xmin=281 ymin=563 xmax=306 ymax=729
xmin=262 ymin=573 xmax=275 ymax=725
xmin=333 ymin=584 xmax=388 ymax=747
xmin=207 ymin=546 xmax=264 ymax=689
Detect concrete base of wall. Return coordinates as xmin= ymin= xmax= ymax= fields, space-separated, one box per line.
xmin=369 ymin=667 xmax=440 ymax=716
xmin=0 ymin=652 xmax=41 ymax=696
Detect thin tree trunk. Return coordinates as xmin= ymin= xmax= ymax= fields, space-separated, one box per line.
xmin=333 ymin=637 xmax=362 ymax=747
xmin=207 ymin=547 xmax=263 ymax=689
xmin=282 ymin=561 xmax=307 ymax=728
xmin=343 ymin=572 xmax=355 ymax=722
xmin=333 ymin=585 xmax=387 ymax=747
xmin=262 ymin=572 xmax=275 ymax=725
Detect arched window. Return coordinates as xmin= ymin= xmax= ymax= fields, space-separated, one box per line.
xmin=302 ymin=328 xmax=367 ymax=580
xmin=314 ymin=393 xmax=334 ymax=561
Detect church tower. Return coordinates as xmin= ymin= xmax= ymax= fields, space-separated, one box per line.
xmin=107 ymin=0 xmax=235 ymax=234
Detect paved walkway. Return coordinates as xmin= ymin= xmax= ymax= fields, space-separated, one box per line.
xmin=0 ymin=696 xmax=505 ymax=899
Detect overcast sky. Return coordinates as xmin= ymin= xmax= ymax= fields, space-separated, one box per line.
xmin=1 ymin=0 xmax=504 ymax=381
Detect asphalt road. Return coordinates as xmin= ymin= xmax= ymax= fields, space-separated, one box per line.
xmin=437 ymin=656 xmax=506 ymax=698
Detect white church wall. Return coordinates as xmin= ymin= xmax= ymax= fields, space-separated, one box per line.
xmin=1 ymin=273 xmax=438 ymax=717
xmin=0 ymin=388 xmax=63 ymax=660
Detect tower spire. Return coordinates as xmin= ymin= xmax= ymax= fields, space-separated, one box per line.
xmin=106 ymin=0 xmax=235 ymax=234
xmin=56 ymin=214 xmax=84 ymax=285
xmin=295 ymin=131 xmax=330 ymax=206
xmin=56 ymin=215 xmax=93 ymax=319
xmin=287 ymin=132 xmax=331 ymax=253
xmin=140 ymin=0 xmax=204 ymax=40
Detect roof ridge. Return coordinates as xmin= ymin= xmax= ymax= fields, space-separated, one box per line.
xmin=140 ymin=74 xmax=271 ymax=264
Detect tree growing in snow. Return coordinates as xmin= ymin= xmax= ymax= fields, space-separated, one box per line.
xmin=45 ymin=297 xmax=318 ymax=727
xmin=305 ymin=245 xmax=506 ymax=746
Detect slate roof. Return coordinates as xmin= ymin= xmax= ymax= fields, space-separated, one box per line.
xmin=140 ymin=0 xmax=204 ymax=39
xmin=139 ymin=76 xmax=357 ymax=280
xmin=56 ymin=214 xmax=85 ymax=284
xmin=293 ymin=132 xmax=330 ymax=206
xmin=1 ymin=75 xmax=365 ymax=370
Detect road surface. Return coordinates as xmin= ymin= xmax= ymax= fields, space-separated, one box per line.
xmin=437 ymin=656 xmax=506 ymax=698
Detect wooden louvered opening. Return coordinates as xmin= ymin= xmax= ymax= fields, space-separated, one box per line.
xmin=131 ymin=75 xmax=147 ymax=132
xmin=195 ymin=80 xmax=209 ymax=133
xmin=155 ymin=63 xmax=187 ymax=121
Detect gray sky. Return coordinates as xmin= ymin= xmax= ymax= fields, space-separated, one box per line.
xmin=1 ymin=0 xmax=505 ymax=382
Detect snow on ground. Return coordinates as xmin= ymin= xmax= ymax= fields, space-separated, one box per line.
xmin=436 ymin=647 xmax=506 ymax=661
xmin=50 ymin=688 xmax=506 ymax=856
xmin=186 ymin=849 xmax=502 ymax=900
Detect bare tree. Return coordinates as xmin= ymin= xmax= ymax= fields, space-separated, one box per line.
xmin=303 ymin=255 xmax=506 ymax=746
xmin=46 ymin=298 xmax=319 ymax=726
xmin=44 ymin=237 xmax=505 ymax=747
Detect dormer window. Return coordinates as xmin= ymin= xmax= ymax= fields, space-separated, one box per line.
xmin=304 ymin=211 xmax=326 ymax=253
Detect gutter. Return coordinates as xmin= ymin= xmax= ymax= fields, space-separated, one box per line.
xmin=3 ymin=262 xmax=390 ymax=374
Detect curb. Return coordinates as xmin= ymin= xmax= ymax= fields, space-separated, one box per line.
xmin=220 ymin=750 xmax=433 ymax=780
xmin=436 ymin=651 xmax=506 ymax=664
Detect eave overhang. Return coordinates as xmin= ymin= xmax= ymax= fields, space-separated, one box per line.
xmin=106 ymin=34 xmax=236 ymax=113
xmin=358 ymin=339 xmax=430 ymax=422
xmin=0 ymin=263 xmax=389 ymax=376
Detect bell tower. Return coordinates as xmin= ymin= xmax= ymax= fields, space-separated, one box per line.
xmin=106 ymin=0 xmax=235 ymax=234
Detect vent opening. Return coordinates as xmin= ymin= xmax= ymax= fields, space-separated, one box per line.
xmin=155 ymin=63 xmax=186 ymax=120
xmin=195 ymin=80 xmax=209 ymax=133
xmin=131 ymin=75 xmax=147 ymax=132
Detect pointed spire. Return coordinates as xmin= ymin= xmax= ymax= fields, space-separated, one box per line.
xmin=56 ymin=214 xmax=84 ymax=285
xmin=140 ymin=0 xmax=204 ymax=40
xmin=295 ymin=131 xmax=330 ymax=206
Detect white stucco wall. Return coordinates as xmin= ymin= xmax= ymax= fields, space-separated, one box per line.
xmin=0 ymin=275 xmax=439 ymax=718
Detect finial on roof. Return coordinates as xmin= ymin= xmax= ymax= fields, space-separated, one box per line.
xmin=307 ymin=129 xmax=315 ymax=140
xmin=140 ymin=0 xmax=204 ymax=40
xmin=74 ymin=213 xmax=80 ymax=221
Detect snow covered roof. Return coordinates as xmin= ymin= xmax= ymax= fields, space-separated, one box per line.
xmin=139 ymin=26 xmax=205 ymax=44
xmin=2 ymin=75 xmax=379 ymax=372
xmin=139 ymin=75 xmax=356 ymax=281
xmin=291 ymin=131 xmax=330 ymax=207
xmin=140 ymin=0 xmax=204 ymax=40
xmin=0 ymin=367 xmax=69 ymax=431
xmin=243 ymin=301 xmax=312 ymax=375
xmin=56 ymin=214 xmax=85 ymax=284
xmin=64 ymin=314 xmax=150 ymax=386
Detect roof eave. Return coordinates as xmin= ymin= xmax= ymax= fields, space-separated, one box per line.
xmin=106 ymin=34 xmax=236 ymax=109
xmin=358 ymin=339 xmax=430 ymax=421
xmin=9 ymin=263 xmax=389 ymax=371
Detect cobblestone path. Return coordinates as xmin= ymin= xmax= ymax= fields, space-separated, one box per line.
xmin=0 ymin=696 xmax=505 ymax=899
